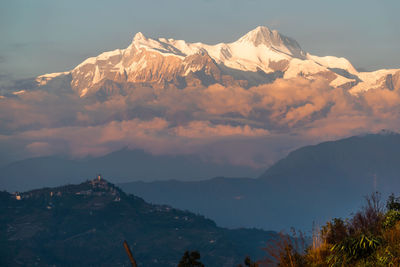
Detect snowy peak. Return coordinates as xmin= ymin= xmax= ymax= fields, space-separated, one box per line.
xmin=238 ymin=26 xmax=278 ymax=45
xmin=130 ymin=32 xmax=186 ymax=57
xmin=133 ymin=32 xmax=147 ymax=42
xmin=33 ymin=26 xmax=400 ymax=97
xmin=237 ymin=26 xmax=306 ymax=59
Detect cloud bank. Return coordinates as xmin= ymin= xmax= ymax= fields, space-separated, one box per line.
xmin=1 ymin=77 xmax=400 ymax=168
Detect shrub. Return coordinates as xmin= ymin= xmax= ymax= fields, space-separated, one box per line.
xmin=267 ymin=192 xmax=400 ymax=267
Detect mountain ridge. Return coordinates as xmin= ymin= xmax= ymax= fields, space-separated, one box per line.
xmin=0 ymin=148 xmax=262 ymax=192
xmin=119 ymin=132 xmax=400 ymax=230
xmin=32 ymin=26 xmax=400 ymax=98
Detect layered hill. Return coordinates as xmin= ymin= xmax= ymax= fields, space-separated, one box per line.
xmin=0 ymin=178 xmax=276 ymax=267
xmin=2 ymin=132 xmax=400 ymax=231
xmin=0 ymin=149 xmax=261 ymax=192
xmin=34 ymin=26 xmax=400 ymax=99
xmin=120 ymin=132 xmax=400 ymax=231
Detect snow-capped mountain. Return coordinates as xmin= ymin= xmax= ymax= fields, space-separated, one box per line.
xmin=36 ymin=26 xmax=400 ymax=97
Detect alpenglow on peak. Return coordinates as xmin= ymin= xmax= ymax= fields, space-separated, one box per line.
xmin=238 ymin=26 xmax=306 ymax=59
xmin=33 ymin=25 xmax=400 ymax=97
xmin=133 ymin=32 xmax=147 ymax=42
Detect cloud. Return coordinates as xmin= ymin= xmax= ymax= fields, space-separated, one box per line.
xmin=10 ymin=117 xmax=270 ymax=162
xmin=0 ymin=90 xmax=82 ymax=133
xmin=14 ymin=118 xmax=169 ymax=157
xmin=1 ymin=77 xmax=400 ymax=168
xmin=363 ymin=88 xmax=400 ymax=116
xmin=26 ymin=141 xmax=52 ymax=157
xmin=197 ymin=84 xmax=254 ymax=116
xmin=173 ymin=121 xmax=269 ymax=138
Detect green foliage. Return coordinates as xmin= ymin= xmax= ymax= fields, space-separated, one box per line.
xmin=386 ymin=193 xmax=400 ymax=211
xmin=178 ymin=251 xmax=204 ymax=267
xmin=328 ymin=234 xmax=380 ymax=265
xmin=322 ymin=218 xmax=348 ymax=244
xmin=383 ymin=210 xmax=400 ymax=229
xmin=270 ymin=192 xmax=400 ymax=267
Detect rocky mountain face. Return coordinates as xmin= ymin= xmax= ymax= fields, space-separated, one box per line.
xmin=0 ymin=177 xmax=277 ymax=267
xmin=34 ymin=26 xmax=400 ymax=99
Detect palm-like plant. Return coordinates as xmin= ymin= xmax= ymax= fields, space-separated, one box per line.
xmin=328 ymin=234 xmax=380 ymax=266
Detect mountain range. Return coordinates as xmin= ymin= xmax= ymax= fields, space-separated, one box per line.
xmin=1 ymin=26 xmax=400 ymax=233
xmin=0 ymin=178 xmax=276 ymax=266
xmin=32 ymin=26 xmax=399 ymax=99
xmin=1 ymin=26 xmax=400 ymax=171
xmin=2 ymin=132 xmax=400 ymax=231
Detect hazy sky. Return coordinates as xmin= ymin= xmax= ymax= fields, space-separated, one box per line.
xmin=0 ymin=0 xmax=399 ymax=80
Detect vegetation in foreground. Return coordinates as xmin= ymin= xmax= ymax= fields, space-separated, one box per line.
xmin=265 ymin=192 xmax=400 ymax=266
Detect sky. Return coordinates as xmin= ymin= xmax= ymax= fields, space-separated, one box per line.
xmin=1 ymin=0 xmax=400 ymax=81
xmin=1 ymin=0 xmax=400 ymax=170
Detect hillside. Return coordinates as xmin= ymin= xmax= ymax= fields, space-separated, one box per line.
xmin=0 ymin=148 xmax=260 ymax=192
xmin=0 ymin=177 xmax=276 ymax=266
xmin=120 ymin=132 xmax=400 ymax=231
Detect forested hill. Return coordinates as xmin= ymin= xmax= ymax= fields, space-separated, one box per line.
xmin=0 ymin=177 xmax=276 ymax=267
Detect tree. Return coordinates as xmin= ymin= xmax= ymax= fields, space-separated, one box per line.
xmin=178 ymin=251 xmax=205 ymax=267
xmin=238 ymin=256 xmax=259 ymax=267
xmin=263 ymin=229 xmax=307 ymax=267
xmin=386 ymin=193 xmax=400 ymax=211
